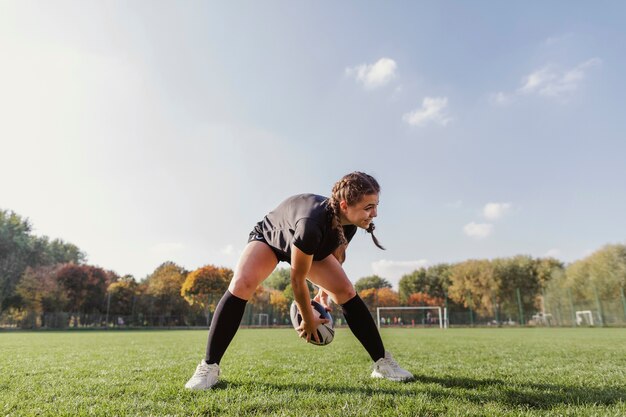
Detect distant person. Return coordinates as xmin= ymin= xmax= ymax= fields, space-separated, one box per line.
xmin=185 ymin=172 xmax=413 ymax=390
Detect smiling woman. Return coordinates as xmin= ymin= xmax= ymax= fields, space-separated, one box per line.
xmin=184 ymin=171 xmax=413 ymax=390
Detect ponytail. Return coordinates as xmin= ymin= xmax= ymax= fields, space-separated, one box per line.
xmin=366 ymin=221 xmax=385 ymax=250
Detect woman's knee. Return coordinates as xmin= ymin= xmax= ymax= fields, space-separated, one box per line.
xmin=333 ymin=283 xmax=356 ymax=305
xmin=228 ymin=274 xmax=258 ymax=300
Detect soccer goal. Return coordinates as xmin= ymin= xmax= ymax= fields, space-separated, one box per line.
xmin=575 ymin=310 xmax=594 ymax=326
xmin=376 ymin=306 xmax=447 ymax=329
xmin=253 ymin=313 xmax=269 ymax=327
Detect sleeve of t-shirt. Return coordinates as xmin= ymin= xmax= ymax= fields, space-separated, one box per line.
xmin=292 ymin=218 xmax=324 ymax=255
xmin=344 ymin=225 xmax=358 ymax=244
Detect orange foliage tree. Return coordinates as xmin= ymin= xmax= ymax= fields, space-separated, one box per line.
xmin=406 ymin=292 xmax=444 ymax=306
xmin=181 ymin=265 xmax=232 ymax=313
xmin=358 ymin=287 xmax=400 ymax=311
xmin=269 ymin=289 xmax=290 ymax=317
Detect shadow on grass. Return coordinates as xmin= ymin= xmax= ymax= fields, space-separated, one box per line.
xmin=413 ymin=374 xmax=626 ymax=409
xmin=219 ymin=375 xmax=625 ymax=410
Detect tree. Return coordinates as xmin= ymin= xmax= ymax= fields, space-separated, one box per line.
xmin=12 ymin=265 xmax=67 ymax=327
xmin=107 ymin=275 xmax=138 ymax=316
xmin=29 ymin=236 xmax=86 ymax=267
xmin=269 ymin=289 xmax=290 ymax=318
xmin=145 ymin=262 xmax=189 ymax=320
xmin=587 ymin=244 xmax=626 ymax=299
xmin=447 ymin=259 xmax=497 ymax=318
xmin=376 ymin=287 xmax=400 ymax=306
xmin=398 ymin=264 xmax=452 ymax=303
xmin=358 ymin=287 xmax=399 ymax=311
xmin=492 ymin=256 xmax=542 ymax=320
xmin=407 ymin=292 xmax=444 ymax=307
xmin=283 ymin=280 xmax=316 ymax=303
xmin=565 ymin=244 xmax=626 ymax=302
xmin=56 ymin=264 xmax=110 ymax=314
xmin=264 ymin=267 xmax=291 ymax=291
xmin=0 ymin=210 xmax=34 ymax=311
xmin=354 ymin=275 xmax=392 ymax=292
xmin=181 ymin=265 xmax=232 ymax=313
xmin=1 ymin=209 xmax=86 ymax=312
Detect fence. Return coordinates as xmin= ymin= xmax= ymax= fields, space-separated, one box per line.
xmin=2 ymin=287 xmax=625 ymax=329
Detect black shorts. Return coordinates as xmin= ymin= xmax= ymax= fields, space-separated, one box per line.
xmin=248 ymin=222 xmax=290 ymax=263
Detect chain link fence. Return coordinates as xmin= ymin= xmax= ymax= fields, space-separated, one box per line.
xmin=2 ymin=287 xmax=625 ymax=329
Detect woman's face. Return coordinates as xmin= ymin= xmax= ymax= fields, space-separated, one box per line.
xmin=340 ymin=193 xmax=379 ymax=228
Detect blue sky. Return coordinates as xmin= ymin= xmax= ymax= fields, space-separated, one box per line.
xmin=1 ymin=1 xmax=625 ymax=288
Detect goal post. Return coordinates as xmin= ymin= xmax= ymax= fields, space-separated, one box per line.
xmin=376 ymin=306 xmax=447 ymax=329
xmin=575 ymin=310 xmax=594 ymax=326
xmin=253 ymin=313 xmax=269 ymax=327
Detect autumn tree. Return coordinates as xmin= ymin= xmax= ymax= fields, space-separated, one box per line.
xmin=181 ymin=265 xmax=232 ymax=313
xmin=269 ymin=289 xmax=290 ymax=318
xmin=107 ymin=275 xmax=139 ymax=316
xmin=406 ymin=292 xmax=444 ymax=307
xmin=585 ymin=244 xmax=626 ymax=299
xmin=12 ymin=265 xmax=67 ymax=327
xmin=447 ymin=259 xmax=497 ymax=318
xmin=398 ymin=264 xmax=452 ymax=303
xmin=358 ymin=287 xmax=400 ymax=311
xmin=377 ymin=287 xmax=400 ymax=306
xmin=144 ymin=261 xmax=189 ymax=320
xmin=565 ymin=244 xmax=626 ymax=303
xmin=56 ymin=264 xmax=111 ymax=314
xmin=492 ymin=256 xmax=541 ymax=320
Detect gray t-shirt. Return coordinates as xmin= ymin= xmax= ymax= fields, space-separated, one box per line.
xmin=257 ymin=194 xmax=357 ymax=262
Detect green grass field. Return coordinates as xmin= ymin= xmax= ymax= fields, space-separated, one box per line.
xmin=1 ymin=328 xmax=625 ymax=416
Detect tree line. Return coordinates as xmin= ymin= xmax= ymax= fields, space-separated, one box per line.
xmin=2 ymin=207 xmax=625 ymax=328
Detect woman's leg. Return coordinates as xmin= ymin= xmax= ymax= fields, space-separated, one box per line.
xmin=205 ymin=241 xmax=278 ymax=364
xmin=307 ymin=255 xmax=385 ymax=362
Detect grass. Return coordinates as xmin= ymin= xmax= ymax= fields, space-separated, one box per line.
xmin=1 ymin=328 xmax=625 ymax=416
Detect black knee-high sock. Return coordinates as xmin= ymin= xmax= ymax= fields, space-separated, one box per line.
xmin=341 ymin=294 xmax=385 ymax=362
xmin=205 ymin=290 xmax=248 ymax=365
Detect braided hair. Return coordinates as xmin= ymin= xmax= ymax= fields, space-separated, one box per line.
xmin=327 ymin=172 xmax=385 ymax=250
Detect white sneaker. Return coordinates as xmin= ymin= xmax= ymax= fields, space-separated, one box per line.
xmin=371 ymin=351 xmax=414 ymax=381
xmin=184 ymin=360 xmax=220 ymax=390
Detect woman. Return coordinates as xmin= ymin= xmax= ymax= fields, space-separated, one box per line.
xmin=185 ymin=172 xmax=413 ymax=390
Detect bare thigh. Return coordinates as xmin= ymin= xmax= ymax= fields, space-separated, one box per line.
xmin=228 ymin=241 xmax=279 ymax=300
xmin=307 ymin=255 xmax=356 ymax=305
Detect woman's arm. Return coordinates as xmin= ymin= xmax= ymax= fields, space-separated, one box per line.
xmin=291 ymin=245 xmax=328 ymax=343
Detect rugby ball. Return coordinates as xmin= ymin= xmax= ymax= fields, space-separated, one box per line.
xmin=290 ymin=300 xmax=334 ymax=346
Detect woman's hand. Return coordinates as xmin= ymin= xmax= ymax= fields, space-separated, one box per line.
xmin=313 ymin=287 xmax=332 ymax=312
xmin=296 ymin=305 xmax=329 ymax=344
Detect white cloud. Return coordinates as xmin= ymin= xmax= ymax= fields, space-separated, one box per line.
xmin=371 ymin=259 xmax=429 ymax=288
xmin=483 ymin=202 xmax=512 ymax=220
xmin=491 ymin=58 xmax=601 ymax=104
xmin=402 ymin=97 xmax=451 ymax=127
xmin=518 ymin=58 xmax=601 ymax=99
xmin=345 ymin=57 xmax=397 ymax=89
xmin=463 ymin=222 xmax=493 ymax=239
xmin=545 ymin=248 xmax=561 ymax=258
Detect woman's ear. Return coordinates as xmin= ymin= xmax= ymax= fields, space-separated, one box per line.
xmin=339 ymin=200 xmax=348 ymax=212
